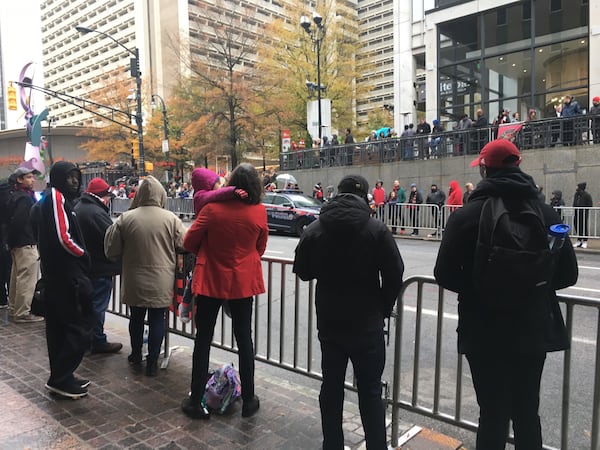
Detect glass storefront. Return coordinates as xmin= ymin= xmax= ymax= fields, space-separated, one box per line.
xmin=437 ymin=0 xmax=588 ymax=124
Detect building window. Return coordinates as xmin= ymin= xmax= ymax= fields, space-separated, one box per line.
xmin=437 ymin=0 xmax=588 ymax=122
xmin=551 ymin=0 xmax=562 ymax=11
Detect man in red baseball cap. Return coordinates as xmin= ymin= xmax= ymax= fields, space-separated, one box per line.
xmin=74 ymin=178 xmax=122 ymax=354
xmin=469 ymin=138 xmax=522 ymax=177
xmin=435 ymin=138 xmax=578 ymax=449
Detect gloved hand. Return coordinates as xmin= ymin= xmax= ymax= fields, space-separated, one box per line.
xmin=178 ymin=302 xmax=192 ymax=324
xmin=234 ymin=188 xmax=248 ymax=200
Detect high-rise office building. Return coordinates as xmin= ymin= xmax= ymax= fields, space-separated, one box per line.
xmin=31 ymin=0 xmax=600 ymax=137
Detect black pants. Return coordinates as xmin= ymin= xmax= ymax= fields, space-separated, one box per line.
xmin=0 ymin=242 xmax=10 ymax=305
xmin=44 ymin=278 xmax=93 ymax=386
xmin=409 ymin=207 xmax=419 ymax=232
xmin=574 ymin=210 xmax=589 ymax=242
xmin=319 ymin=329 xmax=386 ymax=450
xmin=190 ymin=296 xmax=255 ymax=402
xmin=466 ymin=352 xmax=546 ymax=450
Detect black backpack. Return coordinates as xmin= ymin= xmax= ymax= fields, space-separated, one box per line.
xmin=473 ymin=196 xmax=552 ymax=310
xmin=0 ymin=181 xmax=15 ymax=236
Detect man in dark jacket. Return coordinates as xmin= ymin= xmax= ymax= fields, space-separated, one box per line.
xmin=560 ymin=95 xmax=582 ymax=146
xmin=425 ymin=184 xmax=446 ymax=237
xmin=31 ymin=161 xmax=93 ymax=399
xmin=573 ymin=182 xmax=593 ymax=248
xmin=74 ymin=177 xmax=122 ymax=354
xmin=7 ymin=166 xmax=43 ymax=323
xmin=293 ymin=175 xmax=404 ymax=450
xmin=434 ymin=139 xmax=578 ymax=450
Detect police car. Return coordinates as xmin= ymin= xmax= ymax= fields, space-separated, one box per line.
xmin=262 ymin=191 xmax=322 ymax=236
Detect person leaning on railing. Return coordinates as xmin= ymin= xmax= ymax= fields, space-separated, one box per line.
xmin=180 ymin=163 xmax=267 ymax=420
xmin=434 ymin=139 xmax=578 ymax=450
xmin=589 ymin=96 xmax=600 ymax=144
xmin=293 ymin=174 xmax=404 ymax=450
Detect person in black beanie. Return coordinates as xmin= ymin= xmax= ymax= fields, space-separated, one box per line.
xmin=31 ymin=161 xmax=93 ymax=399
xmin=573 ymin=182 xmax=593 ymax=248
xmin=293 ymin=174 xmax=404 ymax=449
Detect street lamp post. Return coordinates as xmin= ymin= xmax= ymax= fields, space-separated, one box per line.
xmin=46 ymin=117 xmax=57 ymax=166
xmin=75 ymin=25 xmax=146 ymax=176
xmin=301 ymin=12 xmax=325 ymax=142
xmin=151 ymin=94 xmax=170 ymax=183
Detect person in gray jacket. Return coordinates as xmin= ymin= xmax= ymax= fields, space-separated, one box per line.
xmin=104 ymin=176 xmax=186 ymax=376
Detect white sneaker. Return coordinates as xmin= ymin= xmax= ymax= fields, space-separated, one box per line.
xmin=582 ymin=241 xmax=588 ymax=249
xmin=574 ymin=241 xmax=582 ymax=248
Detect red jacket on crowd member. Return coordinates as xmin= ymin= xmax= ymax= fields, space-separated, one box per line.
xmin=447 ymin=180 xmax=463 ymax=212
xmin=183 ymin=200 xmax=268 ymax=300
xmin=372 ymin=181 xmax=386 ymax=205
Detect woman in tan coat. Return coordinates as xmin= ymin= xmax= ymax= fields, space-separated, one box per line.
xmin=105 ymin=176 xmax=186 ymax=376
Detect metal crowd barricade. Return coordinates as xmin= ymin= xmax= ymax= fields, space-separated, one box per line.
xmin=166 ymin=197 xmax=195 ymax=220
xmin=106 ymin=257 xmax=600 ymax=449
xmin=376 ymin=202 xmax=442 ymax=236
xmin=555 ymin=206 xmax=600 ymax=240
xmin=390 ymin=275 xmax=600 ymax=450
xmin=109 ymin=198 xmax=132 ymax=215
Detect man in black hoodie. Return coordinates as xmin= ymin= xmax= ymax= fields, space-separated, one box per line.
xmin=293 ymin=175 xmax=404 ymax=450
xmin=573 ymin=182 xmax=593 ymax=248
xmin=31 ymin=161 xmax=93 ymax=399
xmin=434 ymin=140 xmax=578 ymax=450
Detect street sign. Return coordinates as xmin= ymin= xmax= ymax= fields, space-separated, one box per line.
xmin=162 ymin=139 xmax=169 ymax=153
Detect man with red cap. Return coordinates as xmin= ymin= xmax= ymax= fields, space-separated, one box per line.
xmin=589 ymin=96 xmax=600 ymax=144
xmin=434 ymin=139 xmax=578 ymax=449
xmin=74 ymin=178 xmax=123 ymax=354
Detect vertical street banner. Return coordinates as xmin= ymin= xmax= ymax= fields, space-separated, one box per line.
xmin=281 ymin=129 xmax=291 ymax=153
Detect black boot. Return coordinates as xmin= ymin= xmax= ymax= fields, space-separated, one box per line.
xmin=181 ymin=396 xmax=210 ymax=419
xmin=145 ymin=359 xmax=158 ymax=377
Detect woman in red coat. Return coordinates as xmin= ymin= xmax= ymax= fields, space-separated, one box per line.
xmin=181 ymin=163 xmax=268 ymax=420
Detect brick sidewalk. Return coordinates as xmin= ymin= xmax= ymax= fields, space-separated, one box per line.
xmin=0 ymin=309 xmax=406 ymax=449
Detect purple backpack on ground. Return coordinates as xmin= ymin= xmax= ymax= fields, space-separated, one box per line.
xmin=202 ymin=363 xmax=242 ymax=414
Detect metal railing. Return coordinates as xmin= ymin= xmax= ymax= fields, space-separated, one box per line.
xmin=109 ymin=198 xmax=600 ymax=241
xmin=279 ymin=115 xmax=600 ymax=170
xmin=390 ymin=275 xmax=600 ymax=450
xmin=106 ymin=256 xmax=600 ymax=449
xmin=372 ymin=203 xmax=600 ymax=241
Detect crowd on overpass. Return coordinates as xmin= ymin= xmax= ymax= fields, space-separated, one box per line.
xmin=282 ymin=95 xmax=600 ymax=170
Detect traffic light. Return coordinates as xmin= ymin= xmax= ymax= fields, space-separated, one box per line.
xmin=7 ymin=83 xmax=17 ymax=111
xmin=145 ymin=161 xmax=154 ymax=172
xmin=132 ymin=140 xmax=140 ymax=160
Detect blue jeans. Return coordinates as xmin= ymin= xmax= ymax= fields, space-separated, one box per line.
xmin=91 ymin=276 xmax=113 ymax=348
xmin=128 ymin=306 xmax=167 ymax=363
xmin=319 ymin=329 xmax=386 ymax=450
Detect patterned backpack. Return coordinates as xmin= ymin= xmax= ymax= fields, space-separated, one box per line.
xmin=202 ymin=363 xmax=242 ymax=414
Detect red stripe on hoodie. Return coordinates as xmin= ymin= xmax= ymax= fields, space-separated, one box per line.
xmin=52 ymin=188 xmax=85 ymax=257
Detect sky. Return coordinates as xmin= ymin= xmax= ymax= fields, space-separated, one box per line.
xmin=1 ymin=0 xmax=45 ymax=129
